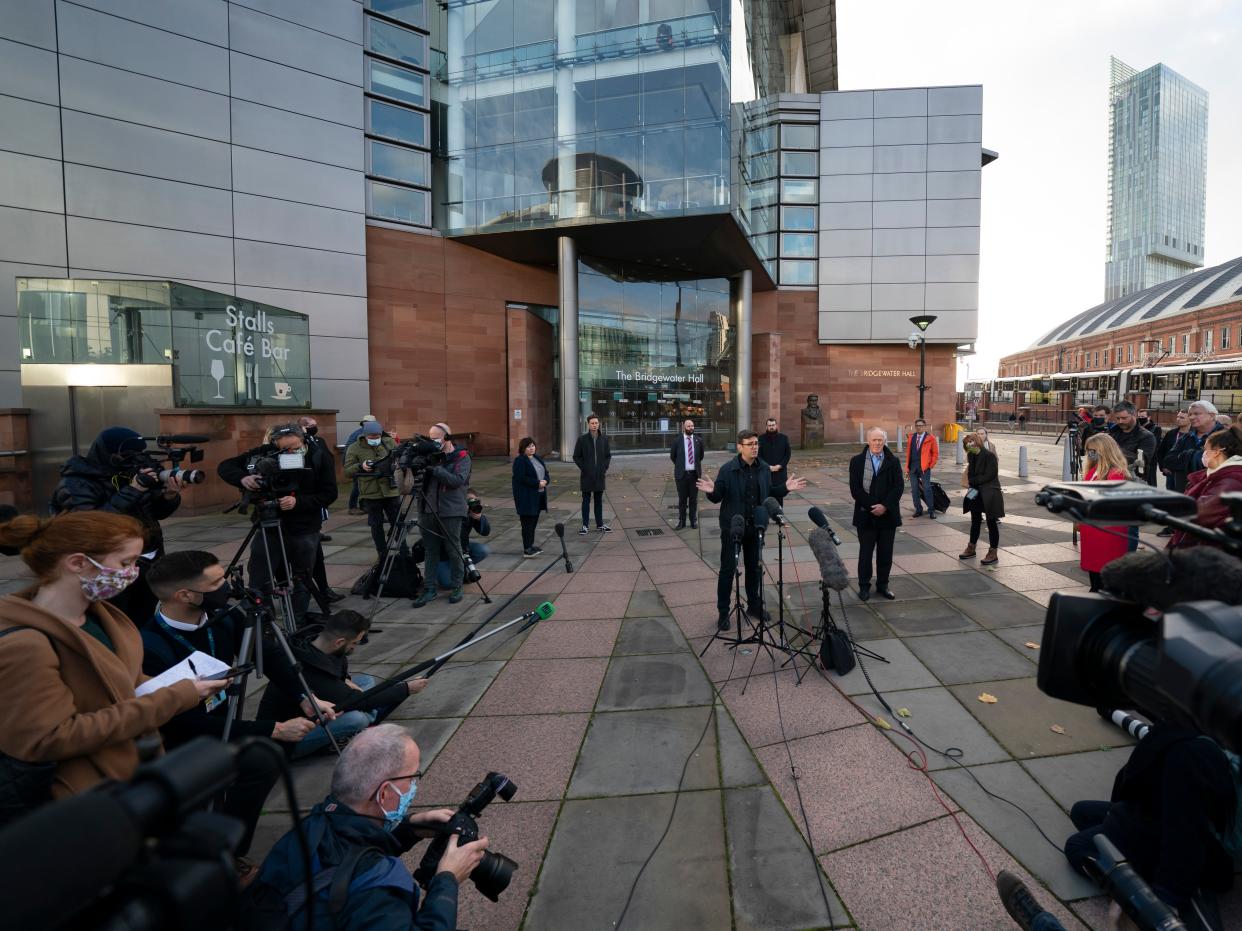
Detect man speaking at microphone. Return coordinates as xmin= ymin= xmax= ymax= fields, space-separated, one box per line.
xmin=698 ymin=430 xmax=807 ymax=630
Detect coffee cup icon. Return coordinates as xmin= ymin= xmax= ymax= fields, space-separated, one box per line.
xmin=272 ymin=382 xmax=293 ymax=400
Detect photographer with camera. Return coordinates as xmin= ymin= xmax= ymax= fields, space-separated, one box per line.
xmin=345 ymin=420 xmax=403 ymax=558
xmin=413 ymin=424 xmax=472 ymax=607
xmin=50 ymin=427 xmax=185 ymax=624
xmin=435 ymin=489 xmax=490 ymax=590
xmin=249 ymin=723 xmax=489 ymax=930
xmin=218 ymin=422 xmax=338 ymax=624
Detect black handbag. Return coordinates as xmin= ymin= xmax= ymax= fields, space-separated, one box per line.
xmin=818 ymin=619 xmax=856 ymax=676
xmin=0 ymin=627 xmax=56 ymax=827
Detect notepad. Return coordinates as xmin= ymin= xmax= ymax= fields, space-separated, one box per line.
xmin=136 ymin=650 xmax=231 ymax=711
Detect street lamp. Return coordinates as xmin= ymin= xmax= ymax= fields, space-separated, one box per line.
xmin=907 ymin=315 xmax=938 ymax=420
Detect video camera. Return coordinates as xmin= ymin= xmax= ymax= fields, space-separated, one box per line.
xmin=1033 ymin=481 xmax=1242 ymax=754
xmin=114 ymin=434 xmax=209 ymax=489
xmin=243 ymin=446 xmax=309 ymax=499
xmin=412 ymin=771 xmax=518 ymax=901
xmin=396 ymin=434 xmax=446 ymax=477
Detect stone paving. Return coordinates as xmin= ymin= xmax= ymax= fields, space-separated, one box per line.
xmin=9 ymin=434 xmax=1240 ymax=929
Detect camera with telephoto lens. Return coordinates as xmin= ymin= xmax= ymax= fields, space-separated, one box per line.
xmin=467 ymin=496 xmax=483 ymax=515
xmin=461 ymin=548 xmax=482 ymax=584
xmin=114 ymin=436 xmax=209 ymax=489
xmin=412 ymin=772 xmax=518 ymax=901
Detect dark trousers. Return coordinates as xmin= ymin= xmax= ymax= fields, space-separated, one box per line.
xmin=676 ymin=473 xmax=699 ymax=524
xmin=1088 ymin=570 xmax=1103 ymax=592
xmin=247 ymin=525 xmax=319 ymax=622
xmin=717 ymin=527 xmax=763 ymax=613
xmin=856 ymin=523 xmax=896 ymax=588
xmin=363 ymin=495 xmax=402 ymax=555
xmin=419 ymin=514 xmax=463 ymax=591
xmin=220 ymin=745 xmax=281 ymax=858
xmin=581 ymin=490 xmax=603 ymax=528
xmin=970 ymin=510 xmax=1000 ymax=548
xmin=519 ymin=513 xmax=540 ymax=550
xmin=910 ymin=468 xmax=934 ymax=514
xmin=348 ymin=475 xmax=360 ymax=509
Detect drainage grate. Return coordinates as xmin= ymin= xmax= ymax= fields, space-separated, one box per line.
xmin=634 ymin=528 xmax=665 ymax=537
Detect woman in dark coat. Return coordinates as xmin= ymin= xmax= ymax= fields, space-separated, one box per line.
xmin=512 ymin=436 xmax=550 ymax=558
xmin=1170 ymin=426 xmax=1242 ymax=550
xmin=959 ymin=430 xmax=1005 ymax=565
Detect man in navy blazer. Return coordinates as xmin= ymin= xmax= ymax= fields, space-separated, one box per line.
xmin=670 ymin=419 xmax=706 ymax=529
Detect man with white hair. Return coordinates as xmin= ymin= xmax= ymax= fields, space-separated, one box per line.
xmin=1168 ymin=401 xmax=1225 ymax=491
xmin=848 ymin=428 xmax=904 ymax=601
xmin=251 ymin=723 xmax=488 ymax=929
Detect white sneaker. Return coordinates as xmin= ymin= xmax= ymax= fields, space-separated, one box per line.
xmin=599 ymin=523 xmax=612 ymax=533
xmin=579 ymin=525 xmax=589 ymax=535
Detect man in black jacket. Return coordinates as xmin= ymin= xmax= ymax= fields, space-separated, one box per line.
xmin=698 ymin=430 xmax=807 ymax=630
xmin=849 ymin=428 xmax=904 ymax=601
xmin=218 ymin=422 xmax=338 ymax=623
xmin=572 ymin=414 xmax=612 ymax=534
xmin=671 ymin=419 xmax=706 ymax=529
xmin=51 ymin=426 xmax=183 ymax=624
xmin=258 ymin=609 xmax=428 ymax=759
xmin=1110 ymin=401 xmax=1158 ymax=483
xmin=758 ymin=417 xmax=792 ymax=503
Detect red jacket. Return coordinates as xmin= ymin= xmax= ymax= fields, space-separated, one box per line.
xmin=1079 ymin=467 xmax=1129 ymax=572
xmin=1170 ymin=460 xmax=1242 ymax=549
xmin=906 ymin=431 xmax=940 ymax=473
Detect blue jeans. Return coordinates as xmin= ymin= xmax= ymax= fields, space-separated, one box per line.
xmin=910 ymin=469 xmax=934 ymax=515
xmin=437 ymin=542 xmax=488 ymax=589
xmin=289 ymin=674 xmax=380 ymax=760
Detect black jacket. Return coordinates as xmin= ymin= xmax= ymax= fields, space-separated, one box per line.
xmin=217 ymin=442 xmax=338 ymax=533
xmin=1110 ymin=424 xmax=1158 ymax=480
xmin=572 ymin=432 xmax=611 ymax=492
xmin=963 ymin=447 xmax=1005 ymax=518
xmin=50 ymin=437 xmax=181 ymax=552
xmin=758 ymin=431 xmax=791 ymax=489
xmin=1168 ymin=423 xmax=1226 ymax=477
xmin=1157 ymin=427 xmax=1187 ymax=470
xmin=704 ymin=454 xmax=771 ymax=531
xmin=459 ymin=513 xmax=490 ymax=551
xmin=512 ymin=454 xmax=550 ymax=516
xmin=670 ymin=434 xmax=705 ymax=480
xmin=257 ymin=628 xmax=410 ymax=722
xmin=848 ymin=448 xmax=904 ymax=531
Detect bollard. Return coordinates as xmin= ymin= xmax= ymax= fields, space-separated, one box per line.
xmin=859 ymin=422 xmax=866 ymax=444
xmin=956 ymin=434 xmax=965 ymax=465
xmin=1018 ymin=445 xmax=1028 ymax=479
xmin=896 ymin=424 xmax=903 ymax=452
xmin=1061 ymin=434 xmax=1072 ymax=480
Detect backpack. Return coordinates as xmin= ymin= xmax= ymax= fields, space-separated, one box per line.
xmin=931 ymin=482 xmax=950 ymax=514
xmin=351 ymin=551 xmax=424 ymax=599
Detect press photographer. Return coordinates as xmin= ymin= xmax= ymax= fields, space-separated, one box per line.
xmin=412 ymin=423 xmax=472 ymax=608
xmin=344 ymin=419 xmax=403 ymax=558
xmin=218 ymin=422 xmax=338 ymax=624
xmin=435 ymin=488 xmax=490 ymax=590
xmin=250 ymin=724 xmax=491 ymax=929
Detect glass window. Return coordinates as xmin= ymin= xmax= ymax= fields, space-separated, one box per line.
xmin=1222 ymin=328 xmax=1231 ymax=349
xmin=367 ymin=98 xmax=427 ymax=146
xmin=368 ymin=17 xmax=428 ymax=69
xmin=369 ymin=140 xmax=429 ymax=186
xmin=1204 ymin=330 xmax=1213 ymax=351
xmin=366 ymin=0 xmax=426 ymax=28
xmin=781 ymin=205 xmax=815 ymax=230
xmin=780 ymin=151 xmax=817 ymax=177
xmin=780 ymin=179 xmax=816 ymax=204
xmin=781 ymin=123 xmax=817 ymax=150
xmin=367 ymin=60 xmax=426 ymax=108
xmin=780 ymin=233 xmax=816 ymax=258
xmin=368 ymin=180 xmax=429 ymax=225
xmin=1182 ymin=334 xmax=1190 ymax=354
xmin=780 ymin=259 xmax=816 ymax=285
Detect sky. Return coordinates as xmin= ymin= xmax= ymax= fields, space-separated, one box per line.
xmin=829 ymin=0 xmax=1242 ymax=387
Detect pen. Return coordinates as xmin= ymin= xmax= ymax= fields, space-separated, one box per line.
xmin=188 ymin=658 xmax=199 ymax=676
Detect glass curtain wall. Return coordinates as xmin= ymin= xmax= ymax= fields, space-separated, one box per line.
xmin=577 ymin=259 xmax=733 ymax=450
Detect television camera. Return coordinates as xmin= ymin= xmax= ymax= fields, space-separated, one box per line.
xmin=113 ymin=433 xmax=209 ymax=488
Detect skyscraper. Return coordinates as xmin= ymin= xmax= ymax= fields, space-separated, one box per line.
xmin=1105 ymin=57 xmax=1208 ymax=301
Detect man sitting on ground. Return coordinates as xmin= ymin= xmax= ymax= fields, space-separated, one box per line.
xmin=257 ymin=609 xmax=428 ymax=759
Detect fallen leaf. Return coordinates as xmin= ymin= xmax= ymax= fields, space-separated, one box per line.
xmin=873 ymin=716 xmax=892 ymax=730
xmin=1024 ymin=641 xmax=1040 ymax=650
xmin=1050 ymin=724 xmax=1067 ymax=735
xmin=896 ymin=707 xmax=912 ymax=718
xmin=978 ymin=693 xmax=998 ymax=704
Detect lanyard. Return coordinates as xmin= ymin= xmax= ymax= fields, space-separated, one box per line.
xmin=156 ymin=613 xmax=215 ymax=659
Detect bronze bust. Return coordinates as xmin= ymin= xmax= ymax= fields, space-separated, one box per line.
xmin=801 ymin=394 xmax=824 ymax=449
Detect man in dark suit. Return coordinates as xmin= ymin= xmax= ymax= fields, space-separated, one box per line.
xmin=572 ymin=413 xmax=612 ymax=534
xmin=670 ymin=418 xmax=705 ymax=529
xmin=698 ymin=430 xmax=807 ymax=630
xmin=849 ymin=427 xmax=904 ymax=602
xmin=757 ymin=417 xmax=792 ymax=502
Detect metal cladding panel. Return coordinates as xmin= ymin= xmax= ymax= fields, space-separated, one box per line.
xmin=66 ymin=0 xmax=228 ymax=45
xmin=231 ymin=100 xmax=364 ymax=171
xmin=234 ymin=239 xmax=366 ymax=296
xmin=0 ymin=151 xmax=64 ymax=214
xmin=0 ymin=205 xmax=67 ymax=267
xmin=0 ymin=37 xmax=59 ymax=105
xmin=231 ymin=0 xmax=363 ymax=41
xmin=66 ymin=216 xmax=235 ymax=283
xmin=65 ymin=163 xmax=233 ymax=236
xmin=229 ymin=4 xmax=362 ymax=86
xmin=0 ymin=0 xmax=56 ymax=49
xmin=232 ymin=192 xmax=366 ymax=255
xmin=232 ymin=147 xmax=365 ymax=213
xmin=0 ymin=96 xmax=61 ymax=159
xmin=311 ymin=334 xmax=369 ymax=379
xmin=62 ymin=110 xmax=231 ymax=188
xmin=230 ymin=51 xmax=362 ymax=128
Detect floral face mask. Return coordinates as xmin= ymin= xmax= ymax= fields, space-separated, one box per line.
xmin=78 ymin=555 xmax=140 ymax=602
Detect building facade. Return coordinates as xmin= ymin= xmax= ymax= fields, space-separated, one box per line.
xmin=1104 ymin=57 xmax=1208 ymax=301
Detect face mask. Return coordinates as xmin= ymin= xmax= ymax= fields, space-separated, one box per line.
xmin=192 ymin=585 xmax=232 ymax=614
xmin=79 ymin=555 xmax=140 ymax=602
xmin=304 ymin=426 xmax=318 ymax=437
xmin=366 ymin=437 xmax=382 ymax=447
xmin=965 ymin=446 xmax=979 ymax=455
xmin=377 ymin=779 xmax=417 ymax=830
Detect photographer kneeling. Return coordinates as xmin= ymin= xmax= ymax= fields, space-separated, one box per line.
xmin=413 ymin=423 xmax=472 ymax=608
xmin=251 ymin=724 xmax=487 ymax=929
xmin=344 ymin=420 xmax=404 ymax=558
xmin=218 ymin=423 xmax=338 ymax=624
xmin=435 ymin=489 xmax=490 ymax=590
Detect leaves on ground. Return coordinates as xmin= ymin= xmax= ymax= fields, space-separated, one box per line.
xmin=1024 ymin=641 xmax=1040 ymax=650
xmin=896 ymin=707 xmax=912 ymax=718
xmin=978 ymin=693 xmax=998 ymax=704
xmin=1050 ymin=724 xmax=1067 ymax=735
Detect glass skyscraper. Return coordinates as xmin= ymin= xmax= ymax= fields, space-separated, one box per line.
xmin=1105 ymin=57 xmax=1208 ymax=301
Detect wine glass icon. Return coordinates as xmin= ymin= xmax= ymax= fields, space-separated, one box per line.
xmin=210 ymin=358 xmax=226 ymax=400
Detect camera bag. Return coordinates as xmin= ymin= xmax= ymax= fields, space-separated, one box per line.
xmin=817 ymin=618 xmax=856 ymax=676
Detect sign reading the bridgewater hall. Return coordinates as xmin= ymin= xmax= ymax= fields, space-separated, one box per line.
xmin=847 ymin=369 xmax=918 ymax=378
xmin=614 ymin=369 xmax=706 ymax=385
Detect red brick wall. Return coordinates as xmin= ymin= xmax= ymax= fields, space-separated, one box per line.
xmin=751 ymin=332 xmax=782 ymax=425
xmin=506 ymin=308 xmax=557 ymax=455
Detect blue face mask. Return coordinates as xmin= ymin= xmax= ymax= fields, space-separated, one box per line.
xmin=377 ymin=779 xmax=417 ymax=830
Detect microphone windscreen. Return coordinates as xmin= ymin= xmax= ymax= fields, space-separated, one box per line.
xmin=808 ymin=526 xmax=850 ymax=592
xmin=764 ymin=497 xmax=782 ymax=520
xmin=255 ymin=457 xmax=279 ymax=477
xmin=1101 ymin=548 xmax=1242 ymax=610
xmin=752 ymin=505 xmax=770 ymax=531
xmin=730 ymin=513 xmax=746 ymax=542
xmin=554 ymin=522 xmax=565 ymax=539
xmin=808 ymin=506 xmax=829 ymax=529
xmin=536 ymin=601 xmax=555 ymax=619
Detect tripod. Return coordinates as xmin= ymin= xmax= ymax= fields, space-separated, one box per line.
xmin=223 ymin=497 xmax=325 ymax=635
xmin=808 ymin=584 xmax=889 ymax=668
xmin=765 ymin=519 xmax=826 ymax=682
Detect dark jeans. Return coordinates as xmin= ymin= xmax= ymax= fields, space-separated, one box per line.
xmin=247 ymin=524 xmax=319 ymax=623
xmin=676 ymin=473 xmax=699 ymax=524
xmin=437 ymin=542 xmax=488 ymax=589
xmin=581 ymin=490 xmax=604 ymax=527
xmin=348 ymin=475 xmax=360 ymax=509
xmin=363 ymin=495 xmax=402 ymax=555
xmin=219 ymin=744 xmax=281 ymax=857
xmin=856 ymin=524 xmax=896 ymax=588
xmin=717 ymin=526 xmax=762 ymax=613
xmin=519 ymin=513 xmax=540 ymax=550
xmin=910 ymin=469 xmax=934 ymax=515
xmin=969 ymin=510 xmax=1000 ymax=548
xmin=419 ymin=514 xmax=463 ymax=592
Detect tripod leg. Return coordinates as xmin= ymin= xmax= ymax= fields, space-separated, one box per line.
xmin=220 ymin=622 xmax=256 ymax=745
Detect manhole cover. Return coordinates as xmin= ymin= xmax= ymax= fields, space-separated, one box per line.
xmin=634 ymin=528 xmax=665 ymax=537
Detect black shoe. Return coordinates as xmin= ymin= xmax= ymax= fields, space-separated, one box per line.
xmin=1157 ymin=527 xmax=1175 ymax=537
xmin=746 ymin=605 xmax=770 ymax=623
xmin=675 ymin=521 xmax=686 ymax=530
xmin=911 ymin=511 xmax=923 ymax=518
xmin=689 ymin=520 xmax=697 ymax=528
xmin=320 ymin=534 xmax=332 ymax=542
xmin=325 ymin=589 xmax=346 ymax=604
xmin=717 ymin=612 xmax=731 ymax=631
xmin=599 ymin=523 xmax=613 ymax=533
xmin=858 ymin=584 xmax=871 ymax=602
xmin=579 ymin=525 xmax=589 ymax=535
xmin=875 ymin=584 xmax=896 ymax=600
xmin=928 ymin=513 xmax=937 ymax=520
xmin=997 ymin=871 xmax=1053 ymax=931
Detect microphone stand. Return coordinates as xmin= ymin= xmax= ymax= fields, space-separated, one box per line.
xmin=699 ymin=524 xmax=755 ymax=665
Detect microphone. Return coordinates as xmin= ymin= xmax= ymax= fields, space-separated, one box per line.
xmin=1101 ymin=548 xmax=1242 ymax=610
xmin=752 ymin=504 xmax=770 ymax=533
xmin=808 ymin=525 xmax=850 ymax=592
xmin=730 ymin=513 xmax=745 ymax=544
xmin=554 ymin=522 xmax=572 ymax=573
xmin=763 ymin=496 xmax=788 ymax=527
xmin=808 ymin=505 xmax=844 ymax=547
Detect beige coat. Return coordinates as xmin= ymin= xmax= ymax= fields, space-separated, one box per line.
xmin=0 ymin=592 xmax=200 ymax=798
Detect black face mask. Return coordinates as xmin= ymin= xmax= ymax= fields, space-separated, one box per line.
xmin=304 ymin=425 xmax=318 ymax=437
xmin=193 ymin=585 xmax=233 ymax=614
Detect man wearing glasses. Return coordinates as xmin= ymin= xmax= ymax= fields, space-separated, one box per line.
xmin=698 ymin=430 xmax=808 ymax=630
xmin=254 ymin=724 xmax=488 ymax=927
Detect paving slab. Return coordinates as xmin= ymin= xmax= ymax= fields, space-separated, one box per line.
xmin=904 ymin=629 xmax=1037 ymax=685
xmin=474 ymin=657 xmax=608 ymax=715
xmin=991 ymin=622 xmax=1046 ymax=659
xmin=1045 ymin=559 xmax=1093 ymax=586
xmin=546 ymin=590 xmax=632 ymax=620
xmin=388 ymin=660 xmax=505 ymax=717
xmin=595 ymin=652 xmax=714 ymax=711
xmin=513 ymin=617 xmax=621 ymax=659
xmin=872 ymin=596 xmax=980 ymax=636
xmin=833 ymin=637 xmax=940 ymax=695
xmin=916 ymin=569 xmax=1013 ymax=597
xmin=724 ymin=786 xmax=847 ymax=929
xmin=892 ymin=551 xmax=971 ymax=574
xmin=853 ymin=685 xmax=1011 ymax=770
xmin=569 ymin=705 xmax=719 ymax=797
xmin=718 ymin=664 xmax=864 ymax=747
xmin=657 ymin=577 xmax=720 ymax=607
xmin=626 ymin=588 xmax=671 ymax=617
xmin=644 ymin=559 xmax=718 ymax=583
xmin=523 ymin=791 xmax=731 ymax=930
xmin=412 ymin=621 xmax=533 ymax=662
xmin=1021 ymin=747 xmax=1134 ymax=813
xmin=715 ymin=703 xmax=767 ymax=787
xmin=614 ymin=615 xmax=688 ymax=655
xmin=562 ymin=569 xmax=640 ymax=593
xmin=983 ymin=564 xmax=1082 ymax=592
xmin=949 ymin=592 xmax=1050 ymax=629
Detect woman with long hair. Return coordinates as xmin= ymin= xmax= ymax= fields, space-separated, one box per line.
xmin=512 ymin=437 xmax=550 ymax=558
xmin=959 ymin=431 xmax=1005 ymax=564
xmin=1078 ymin=433 xmax=1130 ymax=591
xmin=0 ymin=512 xmax=227 ymax=812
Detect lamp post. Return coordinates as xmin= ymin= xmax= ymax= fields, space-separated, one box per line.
xmin=907 ymin=314 xmax=938 ymax=420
